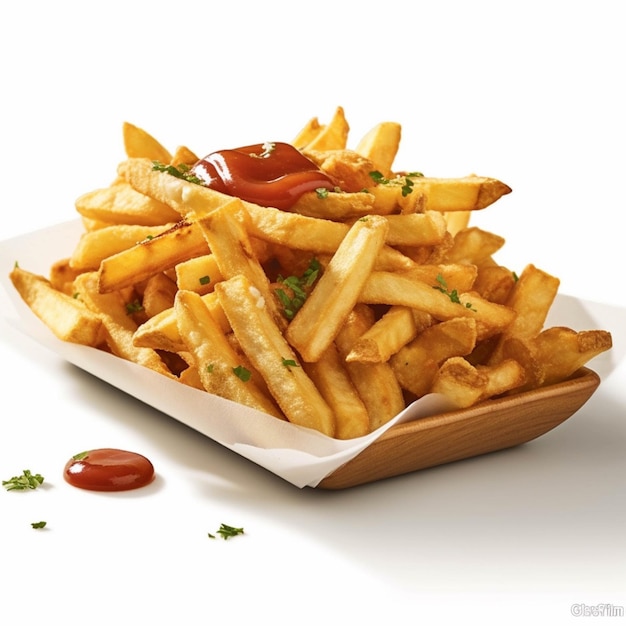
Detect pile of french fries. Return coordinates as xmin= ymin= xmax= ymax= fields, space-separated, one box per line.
xmin=10 ymin=107 xmax=612 ymax=439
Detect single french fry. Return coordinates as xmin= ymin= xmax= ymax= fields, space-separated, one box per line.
xmin=98 ymin=221 xmax=208 ymax=293
xmin=394 ymin=231 xmax=454 ymax=266
xmin=49 ymin=258 xmax=82 ymax=295
xmin=286 ymin=215 xmax=389 ymax=362
xmin=445 ymin=227 xmax=506 ymax=265
xmin=355 ymin=121 xmax=402 ymax=177
xmin=75 ymin=181 xmax=181 ymax=226
xmin=335 ymin=304 xmax=406 ymax=431
xmin=133 ymin=306 xmax=185 ymax=353
xmin=170 ymin=145 xmax=199 ymax=166
xmin=495 ymin=336 xmax=545 ymax=391
xmin=195 ymin=199 xmax=284 ymax=327
xmin=432 ymin=357 xmax=526 ymax=407
xmin=533 ymin=327 xmax=613 ymax=386
xmin=305 ymin=149 xmax=377 ymax=193
xmin=292 ymin=116 xmax=322 ymax=149
xmin=142 ymin=272 xmax=178 ymax=318
xmin=174 ymin=290 xmax=284 ymax=418
xmin=290 ymin=190 xmax=376 ymax=220
xmin=216 ymin=274 xmax=335 ymax=436
xmin=477 ymin=359 xmax=527 ymax=399
xmin=246 ymin=203 xmax=413 ymax=270
xmin=489 ymin=264 xmax=560 ymax=364
xmin=175 ymin=254 xmax=223 ymax=295
xmin=472 ymin=264 xmax=517 ymax=304
xmin=346 ymin=306 xmax=431 ymax=364
xmin=390 ymin=317 xmax=478 ymax=397
xmin=430 ymin=357 xmax=487 ymax=408
xmin=245 ymin=202 xmax=348 ymax=252
xmin=123 ymin=121 xmax=172 ymax=163
xmin=300 ymin=106 xmax=349 ymax=151
xmin=410 ymin=175 xmax=512 ymax=212
xmin=70 ymin=223 xmax=175 ymax=271
xmin=443 ymin=210 xmax=471 ymax=236
xmin=178 ymin=362 xmax=205 ymax=389
xmin=400 ymin=263 xmax=478 ymax=295
xmin=134 ymin=291 xmax=229 ymax=352
xmin=368 ymin=182 xmax=425 ymax=215
xmin=117 ymin=158 xmax=230 ymax=219
xmin=10 ymin=266 xmax=103 ymax=346
xmin=359 ymin=271 xmax=516 ymax=340
xmin=383 ymin=211 xmax=448 ymax=247
xmin=303 ymin=343 xmax=370 ymax=439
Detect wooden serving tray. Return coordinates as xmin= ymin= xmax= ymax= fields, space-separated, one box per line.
xmin=317 ymin=367 xmax=600 ymax=489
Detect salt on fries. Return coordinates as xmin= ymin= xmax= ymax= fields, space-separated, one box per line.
xmin=10 ymin=107 xmax=612 ymax=439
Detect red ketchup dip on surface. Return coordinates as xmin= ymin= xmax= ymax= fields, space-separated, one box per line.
xmin=64 ymin=448 xmax=155 ymax=492
xmin=190 ymin=141 xmax=335 ymax=210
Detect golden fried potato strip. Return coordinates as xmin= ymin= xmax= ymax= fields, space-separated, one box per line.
xmin=10 ymin=266 xmax=103 ymax=346
xmin=123 ymin=122 xmax=172 ymax=163
xmin=70 ymin=223 xmax=176 ymax=271
xmin=98 ymin=221 xmax=208 ymax=293
xmin=75 ymin=181 xmax=181 ymax=226
xmin=286 ymin=215 xmax=389 ymax=362
xmin=390 ymin=317 xmax=478 ymax=397
xmin=355 ymin=121 xmax=402 ymax=177
xmin=335 ymin=304 xmax=406 ymax=431
xmin=216 ymin=274 xmax=335 ymax=436
xmin=174 ymin=289 xmax=284 ymax=419
xmin=303 ymin=343 xmax=370 ymax=439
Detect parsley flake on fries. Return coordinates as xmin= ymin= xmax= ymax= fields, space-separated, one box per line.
xmin=9 ymin=107 xmax=612 ymax=439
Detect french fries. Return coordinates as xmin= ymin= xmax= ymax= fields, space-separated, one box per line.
xmin=8 ymin=109 xmax=613 ymax=440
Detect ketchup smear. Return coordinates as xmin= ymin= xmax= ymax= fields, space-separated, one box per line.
xmin=190 ymin=142 xmax=335 ymax=210
xmin=64 ymin=448 xmax=155 ymax=492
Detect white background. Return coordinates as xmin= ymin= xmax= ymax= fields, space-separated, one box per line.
xmin=1 ymin=2 xmax=624 ymax=624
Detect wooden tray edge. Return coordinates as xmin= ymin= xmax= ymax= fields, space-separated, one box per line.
xmin=317 ymin=367 xmax=601 ymax=490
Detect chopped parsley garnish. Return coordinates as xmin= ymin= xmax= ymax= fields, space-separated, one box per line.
xmin=209 ymin=524 xmax=245 ymax=540
xmin=315 ymin=187 xmax=330 ymax=199
xmin=152 ymin=161 xmax=204 ymax=185
xmin=125 ymin=299 xmax=144 ymax=315
xmin=233 ymin=365 xmax=251 ymax=382
xmin=434 ymin=274 xmax=477 ymax=311
xmin=2 ymin=470 xmax=45 ymax=491
xmin=282 ymin=358 xmax=299 ymax=369
xmin=199 ymin=275 xmax=211 ymax=285
xmin=31 ymin=521 xmax=47 ymax=529
xmin=400 ymin=177 xmax=414 ymax=197
xmin=368 ymin=170 xmax=424 ymax=197
xmin=71 ymin=451 xmax=90 ymax=461
xmin=206 ymin=364 xmax=215 ymax=373
xmin=275 ymin=258 xmax=321 ymax=320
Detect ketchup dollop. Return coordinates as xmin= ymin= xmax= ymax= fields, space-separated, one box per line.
xmin=63 ymin=448 xmax=155 ymax=492
xmin=190 ymin=142 xmax=335 ymax=210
